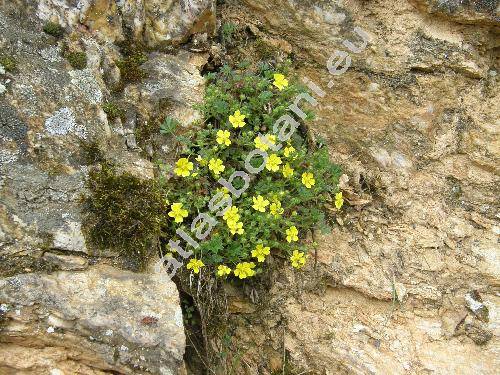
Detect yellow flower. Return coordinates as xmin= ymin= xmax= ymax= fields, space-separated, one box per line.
xmin=174 ymin=158 xmax=193 ymax=177
xmin=233 ymin=262 xmax=256 ymax=279
xmin=265 ymin=154 xmax=282 ymax=172
xmin=335 ymin=192 xmax=344 ymax=209
xmin=223 ymin=206 xmax=240 ymax=223
xmin=216 ymin=129 xmax=231 ymax=146
xmin=282 ymin=163 xmax=294 ymax=178
xmin=301 ymin=172 xmax=315 ymax=188
xmin=227 ymin=220 xmax=244 ymax=235
xmin=165 ymin=244 xmax=177 ymax=258
xmin=208 ymin=158 xmax=225 ymax=175
xmin=252 ymin=195 xmax=269 ymax=212
xmin=186 ymin=258 xmax=205 ymax=274
xmin=229 ymin=110 xmax=246 ymax=128
xmin=254 ymin=134 xmax=276 ymax=151
xmin=284 ymin=146 xmax=295 ymax=157
xmin=168 ymin=202 xmax=189 ymax=223
xmin=290 ymin=250 xmax=306 ymax=269
xmin=216 ymin=187 xmax=231 ymax=199
xmin=216 ymin=265 xmax=232 ymax=277
xmin=270 ymin=201 xmax=284 ymax=217
xmin=285 ymin=225 xmax=299 ymax=243
xmin=196 ymin=155 xmax=207 ymax=166
xmin=251 ymin=244 xmax=270 ymax=262
xmin=272 ymin=73 xmax=289 ymax=91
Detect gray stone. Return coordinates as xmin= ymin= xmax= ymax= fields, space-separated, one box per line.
xmin=42 ymin=252 xmax=89 ymax=270
xmin=0 ymin=265 xmax=185 ymax=374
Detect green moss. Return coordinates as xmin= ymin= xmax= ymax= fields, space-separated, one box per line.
xmin=135 ymin=117 xmax=160 ymax=148
xmin=116 ymin=52 xmax=148 ymax=83
xmin=254 ymin=38 xmax=279 ymax=60
xmin=82 ymin=164 xmax=167 ymax=270
xmin=0 ymin=255 xmax=57 ymax=277
xmin=0 ymin=55 xmax=16 ymax=72
xmin=80 ymin=140 xmax=106 ymax=165
xmin=66 ymin=51 xmax=87 ymax=70
xmin=43 ymin=22 xmax=65 ymax=38
xmin=39 ymin=232 xmax=55 ymax=252
xmin=102 ymin=102 xmax=125 ymax=121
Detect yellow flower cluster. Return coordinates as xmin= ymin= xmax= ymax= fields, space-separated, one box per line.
xmin=187 ymin=258 xmax=205 ymax=274
xmin=174 ymin=158 xmax=193 ymax=177
xmin=216 ymin=129 xmax=231 ymax=146
xmin=234 ymin=262 xmax=256 ymax=279
xmin=168 ymin=202 xmax=188 ymax=223
xmin=217 ymin=264 xmax=231 ymax=277
xmin=273 ymin=73 xmax=289 ymax=91
xmin=266 ymin=154 xmax=282 ymax=172
xmin=229 ymin=110 xmax=246 ymax=128
xmin=251 ymin=244 xmax=270 ymax=262
xmin=282 ymin=163 xmax=294 ymax=178
xmin=335 ymin=192 xmax=344 ymax=209
xmin=252 ymin=195 xmax=269 ymax=212
xmin=269 ymin=200 xmax=284 ymax=217
xmin=284 ymin=145 xmax=295 ymax=157
xmin=301 ymin=172 xmax=315 ymax=188
xmin=255 ymin=134 xmax=276 ymax=151
xmin=285 ymin=225 xmax=299 ymax=243
xmin=168 ymin=73 xmax=323 ymax=279
xmin=290 ymin=250 xmax=306 ymax=269
xmin=223 ymin=206 xmax=244 ymax=235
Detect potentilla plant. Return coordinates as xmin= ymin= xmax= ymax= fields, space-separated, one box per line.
xmin=158 ymin=62 xmax=343 ymax=280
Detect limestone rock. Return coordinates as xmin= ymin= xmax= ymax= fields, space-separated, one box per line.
xmin=411 ymin=0 xmax=500 ymax=25
xmin=0 ymin=265 xmax=185 ymax=374
xmin=0 ymin=3 xmax=203 ymax=373
xmin=212 ymin=0 xmax=500 ymax=373
xmin=36 ymin=0 xmax=216 ymax=46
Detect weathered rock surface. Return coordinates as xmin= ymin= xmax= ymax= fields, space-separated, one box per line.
xmin=214 ymin=0 xmax=499 ymax=374
xmin=1 ymin=0 xmax=499 ymax=373
xmin=0 ymin=1 xmax=208 ymax=373
xmin=411 ymin=0 xmax=500 ymax=25
xmin=0 ymin=265 xmax=185 ymax=374
xmin=36 ymin=0 xmax=216 ymax=46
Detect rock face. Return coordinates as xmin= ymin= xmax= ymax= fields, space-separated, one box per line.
xmin=0 ymin=1 xmax=208 ymax=373
xmin=0 ymin=265 xmax=184 ymax=374
xmin=36 ymin=0 xmax=216 ymax=46
xmin=1 ymin=0 xmax=499 ymax=374
xmin=213 ymin=0 xmax=499 ymax=374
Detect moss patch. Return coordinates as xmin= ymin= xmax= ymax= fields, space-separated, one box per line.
xmin=65 ymin=51 xmax=87 ymax=70
xmin=116 ymin=52 xmax=148 ymax=83
xmin=82 ymin=163 xmax=167 ymax=270
xmin=254 ymin=38 xmax=280 ymax=60
xmin=0 ymin=55 xmax=16 ymax=72
xmin=102 ymin=102 xmax=125 ymax=121
xmin=0 ymin=255 xmax=57 ymax=277
xmin=80 ymin=140 xmax=106 ymax=165
xmin=43 ymin=22 xmax=65 ymax=38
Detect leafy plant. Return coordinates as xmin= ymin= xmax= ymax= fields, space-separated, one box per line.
xmin=181 ymin=298 xmax=199 ymax=326
xmin=160 ymin=116 xmax=180 ymax=135
xmin=158 ymin=62 xmax=342 ymax=279
xmin=221 ymin=22 xmax=238 ymax=44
